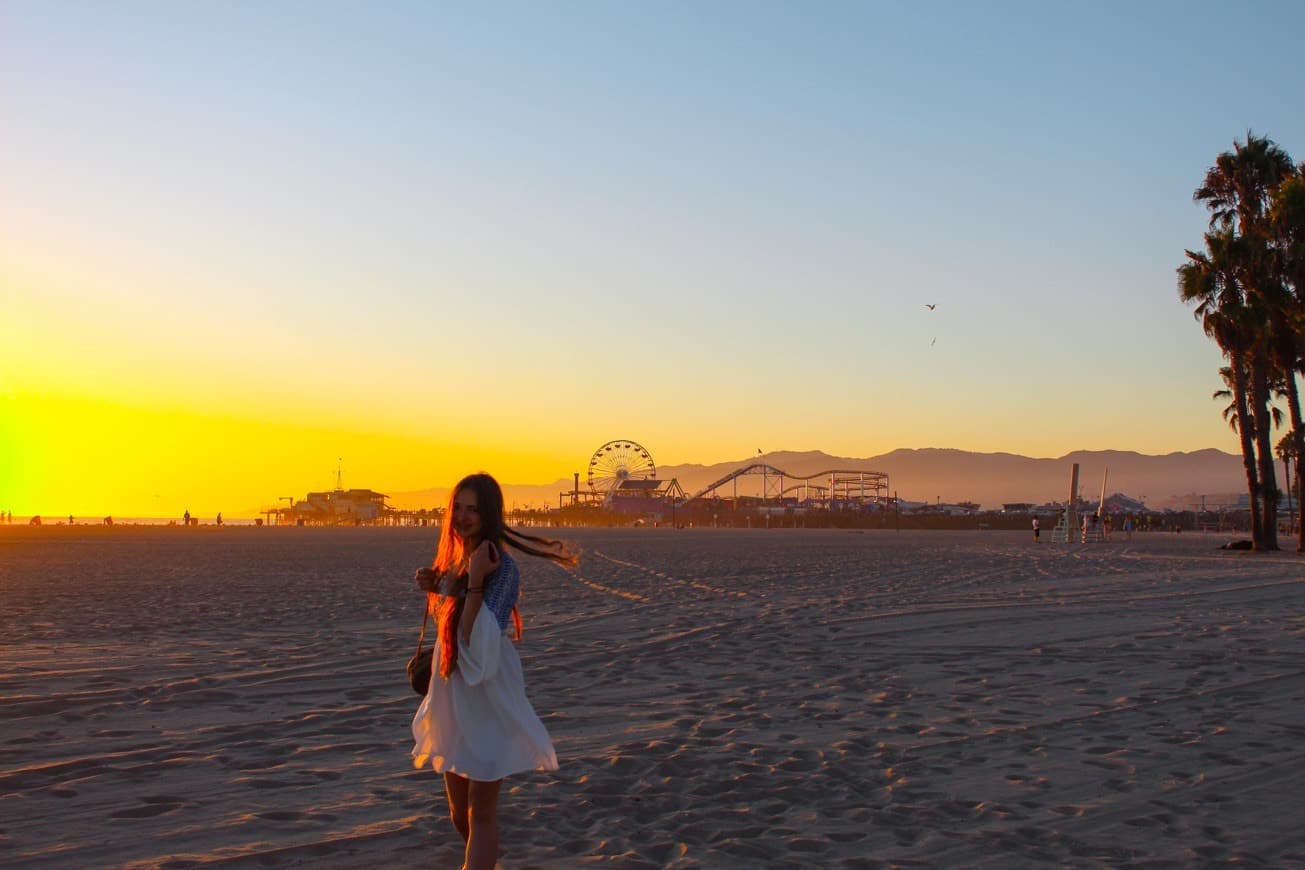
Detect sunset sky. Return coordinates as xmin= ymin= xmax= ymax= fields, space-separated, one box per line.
xmin=3 ymin=1 xmax=1304 ymax=517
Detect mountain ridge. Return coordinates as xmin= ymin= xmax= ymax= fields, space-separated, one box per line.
xmin=385 ymin=447 xmax=1247 ymax=511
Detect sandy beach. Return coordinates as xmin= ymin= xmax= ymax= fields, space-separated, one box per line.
xmin=2 ymin=526 xmax=1303 ymax=868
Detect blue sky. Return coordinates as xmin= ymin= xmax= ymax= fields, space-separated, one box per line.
xmin=3 ymin=1 xmax=1304 ymax=511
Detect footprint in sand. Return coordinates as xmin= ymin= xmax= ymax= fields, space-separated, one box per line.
xmin=111 ymin=795 xmax=186 ymax=819
xmin=1202 ymin=751 xmax=1246 ymax=765
xmin=257 ymin=810 xmax=305 ymax=821
xmin=245 ymin=777 xmax=301 ymax=789
xmin=1050 ymin=804 xmax=1084 ymax=817
xmin=786 ymin=837 xmax=830 ymax=854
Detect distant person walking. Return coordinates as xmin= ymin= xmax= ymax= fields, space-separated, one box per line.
xmin=1032 ymin=516 xmax=1040 ymax=542
xmin=183 ymin=509 xmax=191 ymax=527
xmin=411 ymin=472 xmax=577 ymax=870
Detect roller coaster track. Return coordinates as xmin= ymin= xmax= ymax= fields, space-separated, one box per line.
xmin=780 ymin=483 xmax=827 ymax=498
xmin=679 ymin=464 xmax=889 ymax=506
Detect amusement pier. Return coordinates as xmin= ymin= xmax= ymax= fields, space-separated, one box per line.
xmin=262 ymin=440 xmax=891 ymax=527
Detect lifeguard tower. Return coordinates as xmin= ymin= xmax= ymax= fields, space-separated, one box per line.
xmin=1050 ymin=463 xmax=1080 ymax=542
xmin=1050 ymin=463 xmax=1110 ymax=543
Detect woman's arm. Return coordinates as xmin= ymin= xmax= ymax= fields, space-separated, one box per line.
xmin=460 ymin=541 xmax=500 ymax=644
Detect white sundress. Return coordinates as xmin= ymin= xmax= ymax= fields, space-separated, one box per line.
xmin=411 ymin=551 xmax=558 ymax=782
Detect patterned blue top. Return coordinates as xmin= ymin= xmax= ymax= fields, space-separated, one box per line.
xmin=481 ymin=549 xmax=520 ymax=630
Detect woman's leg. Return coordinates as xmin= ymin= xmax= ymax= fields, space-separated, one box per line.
xmin=443 ymin=771 xmax=470 ymax=843
xmin=465 ymin=778 xmax=503 ymax=870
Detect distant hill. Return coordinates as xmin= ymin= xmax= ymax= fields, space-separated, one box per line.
xmin=386 ymin=448 xmax=1248 ymax=512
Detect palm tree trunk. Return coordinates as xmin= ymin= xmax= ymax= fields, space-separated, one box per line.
xmin=1287 ymin=372 xmax=1305 ymax=551
xmin=1284 ymin=454 xmax=1295 ymax=542
xmin=1230 ymin=353 xmax=1263 ymax=545
xmin=1250 ymin=360 xmax=1280 ymax=550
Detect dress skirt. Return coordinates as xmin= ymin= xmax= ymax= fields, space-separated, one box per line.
xmin=411 ymin=608 xmax=558 ymax=782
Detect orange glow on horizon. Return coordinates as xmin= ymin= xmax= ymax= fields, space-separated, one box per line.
xmin=0 ymin=390 xmax=576 ymax=518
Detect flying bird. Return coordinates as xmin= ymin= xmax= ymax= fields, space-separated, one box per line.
xmin=925 ymin=304 xmax=937 ymax=310
xmin=931 ymin=337 xmax=937 ymax=346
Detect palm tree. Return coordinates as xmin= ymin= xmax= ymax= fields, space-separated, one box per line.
xmin=1273 ymin=165 xmax=1305 ymax=291
xmin=1181 ymin=231 xmax=1265 ymax=545
xmin=1276 ymin=431 xmax=1298 ymax=536
xmin=1219 ymin=363 xmax=1293 ymax=536
xmin=1194 ymin=133 xmax=1297 ymax=550
xmin=1212 ymin=365 xmax=1285 ymax=432
xmin=1195 ymin=133 xmax=1296 ymax=234
xmin=1272 ymin=165 xmax=1305 ymax=549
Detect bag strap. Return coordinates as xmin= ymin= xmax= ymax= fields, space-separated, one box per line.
xmin=415 ymin=592 xmax=432 ymax=657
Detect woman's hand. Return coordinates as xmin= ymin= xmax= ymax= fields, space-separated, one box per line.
xmin=468 ymin=541 xmax=500 ymax=583
xmin=414 ymin=567 xmax=439 ymax=593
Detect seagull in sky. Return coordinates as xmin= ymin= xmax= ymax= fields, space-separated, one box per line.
xmin=931 ymin=337 xmax=937 ymax=347
xmin=925 ymin=304 xmax=937 ymax=310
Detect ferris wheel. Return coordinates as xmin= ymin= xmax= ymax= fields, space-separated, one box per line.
xmin=588 ymin=440 xmax=656 ymax=495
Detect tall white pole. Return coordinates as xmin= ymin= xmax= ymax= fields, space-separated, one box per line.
xmin=1098 ymin=468 xmax=1109 ymax=519
xmin=1067 ymin=463 xmax=1080 ymax=540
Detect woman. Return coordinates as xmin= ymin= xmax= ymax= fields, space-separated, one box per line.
xmin=411 ymin=472 xmax=576 ymax=870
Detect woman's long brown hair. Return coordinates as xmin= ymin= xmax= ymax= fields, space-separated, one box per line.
xmin=434 ymin=473 xmax=578 ymax=677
